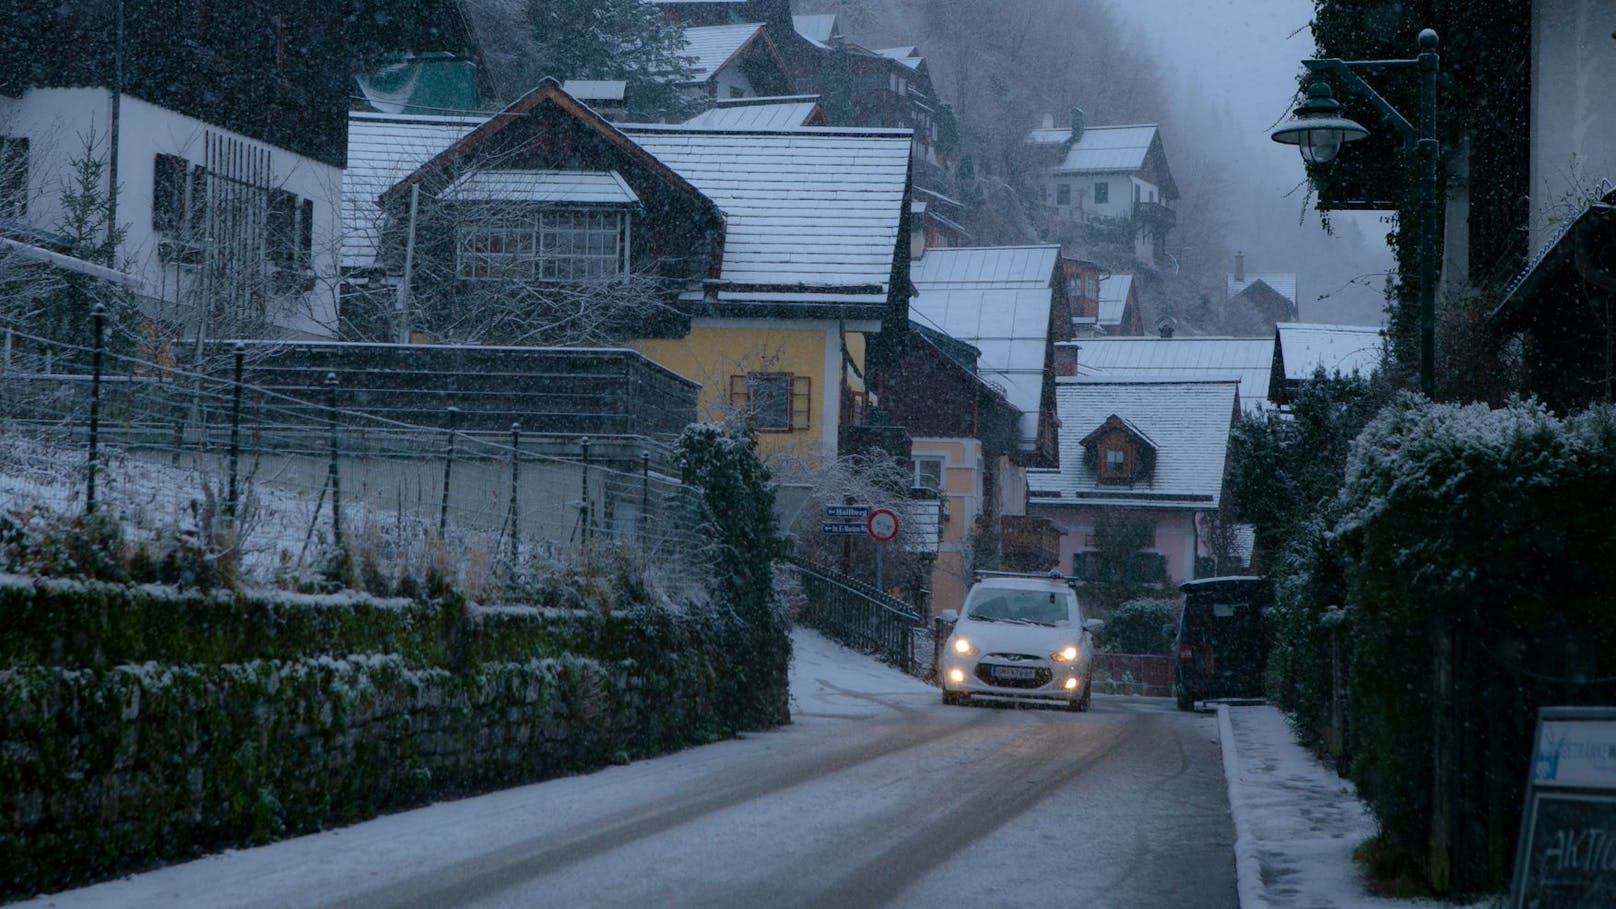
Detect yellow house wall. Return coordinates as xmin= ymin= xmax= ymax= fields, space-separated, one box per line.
xmin=637 ymin=319 xmax=865 ymax=467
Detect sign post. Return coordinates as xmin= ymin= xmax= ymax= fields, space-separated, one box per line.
xmin=1509 ymin=706 xmax=1616 ymax=908
xmin=865 ymin=508 xmax=899 ymax=591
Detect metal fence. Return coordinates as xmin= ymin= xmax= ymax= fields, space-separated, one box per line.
xmin=787 ymin=555 xmax=923 ymax=675
xmin=0 ymin=315 xmax=709 ymax=593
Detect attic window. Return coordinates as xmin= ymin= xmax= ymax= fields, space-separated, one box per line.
xmin=1099 ymin=443 xmax=1133 ymax=483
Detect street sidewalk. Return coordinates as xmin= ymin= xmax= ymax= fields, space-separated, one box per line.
xmin=1217 ymin=703 xmax=1494 ymax=909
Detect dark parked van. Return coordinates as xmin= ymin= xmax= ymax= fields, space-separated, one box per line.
xmin=1172 ymin=576 xmax=1273 ymax=710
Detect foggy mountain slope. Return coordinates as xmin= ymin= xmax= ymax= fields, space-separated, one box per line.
xmin=801 ymin=0 xmax=1392 ymax=328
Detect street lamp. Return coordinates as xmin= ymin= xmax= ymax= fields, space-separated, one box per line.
xmin=1272 ymin=29 xmax=1441 ymax=397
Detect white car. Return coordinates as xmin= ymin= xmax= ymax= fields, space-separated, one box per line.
xmin=938 ymin=574 xmax=1104 ymax=711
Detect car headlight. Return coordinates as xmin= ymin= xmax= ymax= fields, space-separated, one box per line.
xmin=1051 ymin=645 xmax=1080 ymax=662
xmin=952 ymin=636 xmax=977 ymax=656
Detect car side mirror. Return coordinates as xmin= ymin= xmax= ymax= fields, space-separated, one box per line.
xmin=939 ymin=609 xmax=959 ymax=624
xmin=1083 ymin=618 xmax=1105 ymax=634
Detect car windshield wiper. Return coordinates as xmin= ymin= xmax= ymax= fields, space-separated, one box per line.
xmin=997 ymin=617 xmax=1050 ymax=626
xmin=970 ymin=614 xmax=1001 ymax=622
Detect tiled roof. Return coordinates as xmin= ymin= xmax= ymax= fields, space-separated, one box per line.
xmin=1026 ymin=124 xmax=1160 ymax=173
xmin=683 ymin=96 xmax=821 ymax=129
xmin=625 ymin=125 xmax=911 ymax=302
xmin=1063 ymin=336 xmax=1274 ymax=412
xmin=1027 ymin=380 xmax=1239 ymax=509
xmin=440 ymin=170 xmax=640 ymax=205
xmin=1275 ymin=322 xmax=1383 ymax=381
xmin=1228 ymin=272 xmax=1298 ymax=307
xmin=1097 ymin=274 xmax=1133 ymax=326
xmin=911 ymin=245 xmax=1059 ymax=289
xmin=909 ymin=285 xmax=1053 ymax=452
xmin=343 ymin=111 xmax=480 ymax=269
xmin=680 ymin=23 xmax=766 ymax=83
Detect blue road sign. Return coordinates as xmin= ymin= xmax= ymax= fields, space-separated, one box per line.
xmin=821 ymin=521 xmax=867 ymax=535
xmin=825 ymin=505 xmax=870 ymax=519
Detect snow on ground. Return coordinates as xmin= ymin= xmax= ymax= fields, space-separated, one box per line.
xmin=787 ymin=626 xmax=937 ymax=720
xmin=1219 ymin=703 xmax=1496 ymax=909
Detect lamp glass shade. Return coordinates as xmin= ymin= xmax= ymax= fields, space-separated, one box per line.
xmin=1300 ymin=128 xmax=1345 ymax=164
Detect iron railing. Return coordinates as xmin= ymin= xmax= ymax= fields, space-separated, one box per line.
xmin=788 ymin=555 xmax=922 ymax=675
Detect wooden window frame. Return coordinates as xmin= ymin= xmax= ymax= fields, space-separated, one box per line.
xmin=729 ymin=372 xmax=811 ymax=433
xmin=1092 ymin=181 xmax=1109 ymax=205
xmin=1097 ymin=439 xmax=1134 ymax=484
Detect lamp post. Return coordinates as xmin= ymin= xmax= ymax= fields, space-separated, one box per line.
xmin=1272 ymin=29 xmax=1441 ymax=397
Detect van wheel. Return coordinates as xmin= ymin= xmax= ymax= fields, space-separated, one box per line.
xmin=1078 ymin=674 xmax=1093 ymax=711
xmin=1176 ymin=688 xmax=1194 ymax=711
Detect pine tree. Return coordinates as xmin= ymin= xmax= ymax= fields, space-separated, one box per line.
xmin=523 ymin=0 xmax=695 ymax=121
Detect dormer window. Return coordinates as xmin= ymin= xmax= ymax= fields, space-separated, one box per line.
xmin=443 ymin=170 xmax=639 ymax=282
xmin=1101 ymin=446 xmax=1127 ymax=479
xmin=1080 ymin=414 xmax=1157 ymax=485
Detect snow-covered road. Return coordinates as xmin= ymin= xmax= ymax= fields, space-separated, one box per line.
xmin=17 ymin=630 xmax=1236 ymax=909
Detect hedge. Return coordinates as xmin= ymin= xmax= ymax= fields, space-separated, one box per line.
xmin=0 ymin=584 xmax=789 ymax=900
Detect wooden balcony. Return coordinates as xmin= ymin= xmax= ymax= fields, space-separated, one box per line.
xmin=999 ymin=514 xmax=1061 ymax=573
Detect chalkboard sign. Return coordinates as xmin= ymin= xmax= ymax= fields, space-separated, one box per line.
xmin=1511 ymin=708 xmax=1616 ymax=909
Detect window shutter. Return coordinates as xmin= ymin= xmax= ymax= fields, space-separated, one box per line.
xmin=298 ymin=198 xmax=314 ymax=267
xmin=729 ymin=375 xmax=748 ymax=409
xmin=790 ymin=375 xmax=812 ymax=430
xmin=153 ymin=154 xmax=185 ymax=231
xmin=0 ymin=138 xmax=29 ymax=219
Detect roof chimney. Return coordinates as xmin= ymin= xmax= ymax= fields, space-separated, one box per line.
xmin=1041 ymin=112 xmax=1054 ymax=130
xmin=1071 ymin=106 xmax=1085 ymax=141
xmin=1234 ymin=250 xmax=1245 ymax=283
xmin=1157 ymin=317 xmax=1176 ymax=339
xmin=1053 ymin=343 xmax=1078 ymax=376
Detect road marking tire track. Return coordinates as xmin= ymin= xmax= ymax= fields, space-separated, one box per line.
xmin=707 ymin=712 xmax=1133 ymax=909
xmin=321 ymin=711 xmax=984 ymax=908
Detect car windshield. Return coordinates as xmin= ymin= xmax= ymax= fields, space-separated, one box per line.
xmin=965 ymin=590 xmax=1073 ymax=626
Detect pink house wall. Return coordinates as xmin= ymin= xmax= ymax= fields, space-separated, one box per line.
xmin=1028 ymin=503 xmax=1203 ymax=587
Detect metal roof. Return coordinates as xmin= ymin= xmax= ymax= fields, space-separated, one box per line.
xmin=1228 ymin=272 xmax=1298 ymax=307
xmin=560 ymin=80 xmax=626 ymax=102
xmin=792 ymin=14 xmax=839 ymax=48
xmin=625 ymin=125 xmax=912 ymax=302
xmin=909 ymin=285 xmax=1054 ymax=452
xmin=1097 ymin=274 xmax=1133 ymax=326
xmin=911 ymin=245 xmax=1059 ymax=289
xmin=1061 ymin=336 xmax=1275 ymax=412
xmin=440 ymin=170 xmax=640 ymax=206
xmin=1027 ymin=379 xmax=1239 ymax=509
xmin=680 ymin=23 xmax=766 ymax=83
xmin=683 ymin=96 xmax=821 ymax=129
xmin=1274 ymin=322 xmax=1383 ymax=382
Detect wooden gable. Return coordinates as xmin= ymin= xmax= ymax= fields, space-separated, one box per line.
xmin=1079 ymin=414 xmax=1158 ymax=485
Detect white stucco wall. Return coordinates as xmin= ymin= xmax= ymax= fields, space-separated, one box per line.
xmin=0 ymin=87 xmax=340 ymax=339
xmin=1529 ymin=0 xmax=1616 ymax=254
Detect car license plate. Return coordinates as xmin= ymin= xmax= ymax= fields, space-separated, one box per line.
xmin=989 ymin=665 xmax=1037 ymax=680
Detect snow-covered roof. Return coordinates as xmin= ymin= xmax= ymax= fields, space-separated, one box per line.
xmin=911 ymin=245 xmax=1059 ymax=289
xmin=1027 ymin=124 xmax=1161 ymax=174
xmin=683 ymin=96 xmax=821 ymax=129
xmin=560 ymin=80 xmax=626 ymax=103
xmin=875 ymin=47 xmax=924 ymax=70
xmin=1061 ymin=336 xmax=1275 ymax=412
xmin=1228 ymin=273 xmax=1298 ymax=308
xmin=680 ymin=23 xmax=767 ymax=83
xmin=440 ymin=170 xmax=640 ymax=206
xmin=1274 ymin=322 xmax=1383 ymax=382
xmin=909 ymin=284 xmax=1053 ymax=452
xmin=625 ymin=125 xmax=912 ymax=304
xmin=1028 ymin=379 xmax=1239 ymax=509
xmin=1097 ymin=274 xmax=1133 ymax=326
xmin=793 ymin=14 xmax=840 ymax=48
xmin=343 ymin=111 xmax=481 ymax=269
